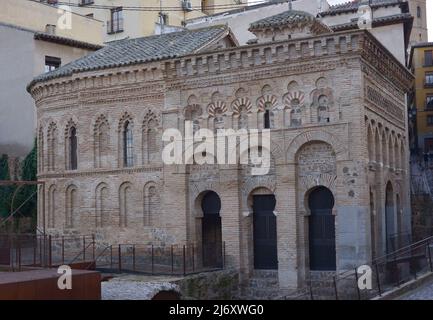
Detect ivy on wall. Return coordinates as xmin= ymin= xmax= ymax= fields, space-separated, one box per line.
xmin=0 ymin=154 xmax=11 ymax=218
xmin=0 ymin=139 xmax=37 ymax=220
xmin=13 ymin=139 xmax=37 ymax=218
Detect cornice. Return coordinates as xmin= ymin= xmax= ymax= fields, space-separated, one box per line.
xmin=38 ymin=166 xmax=163 ymax=179
xmin=29 ymin=30 xmax=413 ymax=103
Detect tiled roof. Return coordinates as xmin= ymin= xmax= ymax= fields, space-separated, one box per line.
xmin=29 ymin=25 xmax=232 ymax=88
xmin=186 ymin=0 xmax=288 ymax=24
xmin=249 ymin=10 xmax=315 ymax=30
xmin=330 ymin=12 xmax=413 ymax=31
xmin=34 ymin=33 xmax=102 ymax=50
xmin=321 ymin=0 xmax=404 ymax=15
xmin=0 ymin=22 xmax=101 ymax=50
xmin=410 ymin=42 xmax=433 ymax=49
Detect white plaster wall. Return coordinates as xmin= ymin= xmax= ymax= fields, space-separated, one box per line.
xmin=187 ymin=0 xmax=325 ymax=45
xmin=370 ymin=24 xmax=406 ymax=64
xmin=0 ymin=26 xmax=36 ymax=157
xmin=0 ymin=25 xmax=96 ymax=157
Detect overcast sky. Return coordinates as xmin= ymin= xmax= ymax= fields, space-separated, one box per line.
xmin=249 ymin=0 xmax=432 ymax=41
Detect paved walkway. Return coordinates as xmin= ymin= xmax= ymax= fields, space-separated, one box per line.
xmin=101 ymin=274 xmax=181 ymax=300
xmin=398 ymin=279 xmax=433 ymax=300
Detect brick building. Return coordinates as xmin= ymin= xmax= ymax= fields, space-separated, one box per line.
xmin=28 ymin=11 xmax=413 ymax=291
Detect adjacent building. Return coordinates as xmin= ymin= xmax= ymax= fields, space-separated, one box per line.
xmin=39 ymin=0 xmax=247 ymax=42
xmin=187 ymin=0 xmax=329 ymax=44
xmin=188 ymin=0 xmax=422 ymax=65
xmin=0 ymin=0 xmax=103 ymax=160
xmin=407 ymin=0 xmax=429 ymax=46
xmin=28 ymin=11 xmax=413 ymax=293
xmin=408 ymin=43 xmax=433 ymax=153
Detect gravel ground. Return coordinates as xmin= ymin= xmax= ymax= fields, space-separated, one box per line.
xmin=101 ymin=275 xmax=181 ymax=300
xmin=398 ymin=280 xmax=433 ymax=300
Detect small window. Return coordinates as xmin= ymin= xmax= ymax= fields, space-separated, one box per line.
xmin=427 ymin=96 xmax=433 ymax=109
xmin=108 ymin=7 xmax=123 ymax=34
xmin=123 ymin=121 xmax=133 ymax=167
xmin=425 ymin=51 xmax=433 ymax=67
xmin=263 ymin=102 xmax=273 ymax=129
xmin=159 ymin=12 xmax=169 ymax=25
xmin=426 ymin=72 xmax=433 ymax=86
xmin=45 ymin=56 xmax=61 ymax=73
xmin=417 ymin=6 xmax=421 ymax=18
xmin=69 ymin=127 xmax=78 ymax=170
xmin=264 ymin=110 xmax=271 ymax=129
xmin=427 ymin=115 xmax=433 ymax=126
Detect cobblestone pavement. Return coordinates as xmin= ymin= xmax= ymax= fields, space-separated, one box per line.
xmin=398 ymin=280 xmax=433 ymax=300
xmin=101 ymin=274 xmax=181 ymax=300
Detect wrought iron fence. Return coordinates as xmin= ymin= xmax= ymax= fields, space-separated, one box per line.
xmin=0 ymin=233 xmax=225 ymax=276
xmin=291 ymin=235 xmax=433 ymax=300
xmin=109 ymin=242 xmax=225 ymax=275
xmin=0 ymin=233 xmax=95 ymax=271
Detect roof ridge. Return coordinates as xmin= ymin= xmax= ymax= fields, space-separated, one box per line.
xmin=27 ymin=25 xmax=232 ymax=90
xmin=110 ymin=24 xmax=229 ymax=45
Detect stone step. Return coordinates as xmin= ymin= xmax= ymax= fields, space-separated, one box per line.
xmin=248 ymin=277 xmax=279 ymax=288
xmin=252 ymin=269 xmax=278 ymax=279
xmin=241 ymin=287 xmax=282 ymax=300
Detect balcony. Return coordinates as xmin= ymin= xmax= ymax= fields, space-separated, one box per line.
xmin=106 ymin=19 xmax=124 ymax=35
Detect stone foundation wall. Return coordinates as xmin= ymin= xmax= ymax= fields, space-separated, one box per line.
xmin=173 ymin=269 xmax=239 ymax=300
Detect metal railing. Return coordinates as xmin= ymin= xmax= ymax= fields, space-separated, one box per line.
xmin=110 ymin=242 xmax=226 ymax=276
xmin=291 ymin=235 xmax=433 ymax=300
xmin=0 ymin=233 xmax=226 ymax=276
xmin=0 ymin=234 xmax=95 ymax=271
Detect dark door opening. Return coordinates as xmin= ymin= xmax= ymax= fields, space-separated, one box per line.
xmin=385 ymin=182 xmax=396 ymax=253
xmin=201 ymin=191 xmax=222 ymax=268
xmin=253 ymin=194 xmax=277 ymax=269
xmin=308 ymin=187 xmax=336 ymax=271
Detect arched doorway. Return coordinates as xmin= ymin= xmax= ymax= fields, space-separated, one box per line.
xmin=385 ymin=182 xmax=396 ymax=252
xmin=253 ymin=194 xmax=277 ymax=269
xmin=201 ymin=191 xmax=222 ymax=268
xmin=308 ymin=186 xmax=336 ymax=271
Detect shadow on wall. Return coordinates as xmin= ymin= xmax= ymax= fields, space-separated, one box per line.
xmin=151 ymin=290 xmax=181 ymax=300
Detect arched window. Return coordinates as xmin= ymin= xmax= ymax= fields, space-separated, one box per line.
xmin=65 ymin=185 xmax=78 ymax=228
xmin=388 ymin=136 xmax=394 ymax=169
xmin=263 ymin=102 xmax=273 ymax=129
xmin=119 ymin=182 xmax=132 ymax=227
xmin=94 ymin=116 xmax=110 ymax=168
xmin=213 ymin=109 xmax=225 ymax=133
xmin=367 ymin=125 xmax=374 ymax=162
xmin=185 ymin=105 xmax=202 ymax=134
xmin=290 ymin=98 xmax=302 ymax=127
xmin=417 ymin=6 xmax=421 ymax=18
xmin=69 ymin=127 xmax=78 ymax=170
xmin=47 ymin=123 xmax=57 ymax=171
xmin=144 ymin=184 xmax=160 ymax=226
xmin=143 ymin=116 xmax=158 ymax=164
xmin=38 ymin=127 xmax=44 ymax=172
xmin=317 ymin=95 xmax=330 ymax=123
xmin=237 ymin=105 xmax=249 ymax=129
xmin=95 ymin=183 xmax=108 ymax=227
xmin=123 ymin=121 xmax=133 ymax=167
xmin=147 ymin=120 xmax=157 ymax=155
xmin=375 ymin=130 xmax=381 ymax=164
xmin=48 ymin=185 xmax=56 ymax=228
